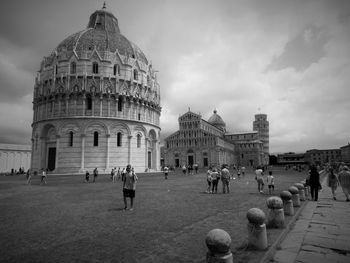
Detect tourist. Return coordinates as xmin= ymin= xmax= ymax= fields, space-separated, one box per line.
xmin=221 ymin=165 xmax=231 ymax=194
xmin=327 ymin=167 xmax=339 ymax=200
xmin=117 ymin=167 xmax=121 ymax=180
xmin=193 ymin=163 xmax=199 ymax=174
xmin=26 ymin=169 xmax=32 ymax=185
xmin=338 ymin=165 xmax=350 ymax=202
xmin=266 ymin=171 xmax=275 ymax=195
xmin=93 ymin=167 xmax=98 ymax=183
xmin=309 ymin=164 xmax=321 ymax=201
xmin=40 ymin=168 xmax=47 ymax=185
xmin=110 ymin=168 xmax=115 ymax=180
xmin=206 ymin=167 xmax=213 ymax=193
xmin=164 ymin=165 xmax=169 ymax=179
xmin=211 ymin=168 xmax=220 ymax=194
xmin=255 ymin=166 xmax=264 ymax=194
xmin=85 ymin=170 xmax=90 ymax=182
xmin=122 ymin=164 xmax=138 ymax=210
xmin=182 ymin=164 xmax=187 ymax=175
xmin=237 ymin=167 xmax=241 ymax=178
xmin=241 ymin=166 xmax=246 ymax=176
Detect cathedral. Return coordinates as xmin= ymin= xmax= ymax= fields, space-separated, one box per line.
xmin=31 ymin=6 xmax=161 ymax=174
xmin=163 ymin=110 xmax=269 ymax=169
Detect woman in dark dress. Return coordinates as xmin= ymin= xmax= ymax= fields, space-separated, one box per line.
xmin=309 ymin=164 xmax=321 ymax=201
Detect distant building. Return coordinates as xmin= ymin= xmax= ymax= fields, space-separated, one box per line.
xmin=305 ymin=148 xmax=342 ymax=165
xmin=0 ymin=144 xmax=31 ymax=173
xmin=163 ymin=109 xmax=269 ymax=168
xmin=340 ymin=143 xmax=350 ymax=164
xmin=277 ymin=152 xmax=306 ymax=165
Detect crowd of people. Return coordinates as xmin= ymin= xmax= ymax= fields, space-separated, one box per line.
xmin=323 ymin=162 xmax=350 ymax=202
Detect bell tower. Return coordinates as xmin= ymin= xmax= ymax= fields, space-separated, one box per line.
xmin=253 ymin=114 xmax=269 ymax=163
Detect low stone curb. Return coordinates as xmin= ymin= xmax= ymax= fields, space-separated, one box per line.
xmin=258 ymin=199 xmax=309 ymax=263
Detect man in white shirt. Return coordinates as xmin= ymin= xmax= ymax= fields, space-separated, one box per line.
xmin=122 ymin=164 xmax=138 ymax=210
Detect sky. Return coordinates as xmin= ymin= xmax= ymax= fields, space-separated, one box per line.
xmin=0 ymin=0 xmax=349 ymax=154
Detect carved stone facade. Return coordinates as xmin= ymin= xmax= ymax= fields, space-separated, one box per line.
xmin=164 ymin=110 xmax=269 ymax=168
xmin=31 ymin=7 xmax=161 ymax=174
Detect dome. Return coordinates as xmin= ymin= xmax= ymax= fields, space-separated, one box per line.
xmin=208 ymin=110 xmax=226 ymax=131
xmin=55 ymin=8 xmax=148 ymax=64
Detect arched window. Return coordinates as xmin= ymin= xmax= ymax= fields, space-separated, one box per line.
xmin=118 ymin=97 xmax=123 ymax=112
xmin=113 ymin=64 xmax=120 ymax=75
xmin=94 ymin=131 xmax=99 ymax=146
xmin=55 ymin=65 xmax=58 ymax=75
xmin=86 ymin=96 xmax=92 ymax=110
xmin=133 ymin=69 xmax=138 ymax=80
xmin=138 ymin=113 xmax=141 ymax=120
xmin=92 ymin=62 xmax=99 ymax=74
xmin=70 ymin=62 xmax=76 ymax=74
xmin=69 ymin=131 xmax=74 ymax=147
xmin=137 ymin=134 xmax=141 ymax=148
xmin=117 ymin=132 xmax=122 ymax=147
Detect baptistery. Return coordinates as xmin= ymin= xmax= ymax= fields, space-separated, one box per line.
xmin=31 ymin=6 xmax=161 ymax=174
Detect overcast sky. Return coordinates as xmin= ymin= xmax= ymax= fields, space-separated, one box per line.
xmin=0 ymin=0 xmax=349 ymax=153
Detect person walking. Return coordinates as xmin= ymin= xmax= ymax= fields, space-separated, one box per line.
xmin=327 ymin=167 xmax=339 ymax=200
xmin=85 ymin=170 xmax=90 ymax=183
xmin=211 ymin=168 xmax=220 ymax=194
xmin=255 ymin=166 xmax=264 ymax=194
xmin=221 ymin=165 xmax=231 ymax=194
xmin=309 ymin=164 xmax=321 ymax=201
xmin=164 ymin=165 xmax=169 ymax=179
xmin=206 ymin=167 xmax=213 ymax=193
xmin=26 ymin=169 xmax=32 ymax=185
xmin=182 ymin=164 xmax=187 ymax=175
xmin=241 ymin=166 xmax=246 ymax=176
xmin=40 ymin=168 xmax=47 ymax=185
xmin=266 ymin=171 xmax=275 ymax=195
xmin=122 ymin=164 xmax=138 ymax=210
xmin=93 ymin=167 xmax=98 ymax=183
xmin=338 ymin=165 xmax=350 ymax=202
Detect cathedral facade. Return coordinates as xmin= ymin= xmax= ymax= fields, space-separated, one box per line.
xmin=163 ymin=110 xmax=269 ymax=168
xmin=31 ymin=7 xmax=161 ymax=174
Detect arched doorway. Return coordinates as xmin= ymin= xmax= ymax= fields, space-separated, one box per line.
xmin=187 ymin=149 xmax=194 ymax=166
xmin=41 ymin=124 xmax=57 ymax=171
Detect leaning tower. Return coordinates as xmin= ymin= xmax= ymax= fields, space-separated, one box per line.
xmin=253 ymin=114 xmax=269 ymax=163
xmin=31 ymin=5 xmax=161 ymax=174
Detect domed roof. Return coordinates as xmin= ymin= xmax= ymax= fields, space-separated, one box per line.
xmin=55 ymin=7 xmax=148 ymax=64
xmin=208 ymin=110 xmax=226 ymax=130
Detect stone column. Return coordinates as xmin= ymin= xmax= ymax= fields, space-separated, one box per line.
xmin=128 ymin=135 xmax=133 ymax=164
xmin=55 ymin=135 xmax=60 ymax=172
xmin=106 ymin=134 xmax=110 ymax=171
xmin=82 ymin=94 xmax=86 ymax=116
xmin=99 ymin=95 xmax=103 ymax=117
xmin=80 ymin=134 xmax=86 ymax=172
xmin=145 ymin=138 xmax=149 ymax=170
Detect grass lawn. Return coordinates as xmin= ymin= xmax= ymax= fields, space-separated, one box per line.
xmin=0 ymin=167 xmax=308 ymax=263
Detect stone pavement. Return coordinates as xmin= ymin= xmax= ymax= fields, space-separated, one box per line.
xmin=272 ymin=182 xmax=350 ymax=263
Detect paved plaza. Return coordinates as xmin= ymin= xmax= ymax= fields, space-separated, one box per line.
xmin=272 ymin=178 xmax=350 ymax=263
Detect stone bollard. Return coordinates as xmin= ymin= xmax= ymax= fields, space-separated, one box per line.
xmin=246 ymin=208 xmax=268 ymax=250
xmin=288 ymin=186 xmax=300 ymax=207
xmin=301 ymin=181 xmax=309 ymax=198
xmin=266 ymin=196 xmax=285 ymax=228
xmin=294 ymin=183 xmax=306 ymax=201
xmin=205 ymin=229 xmax=233 ymax=263
xmin=280 ymin=191 xmax=294 ymax=216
